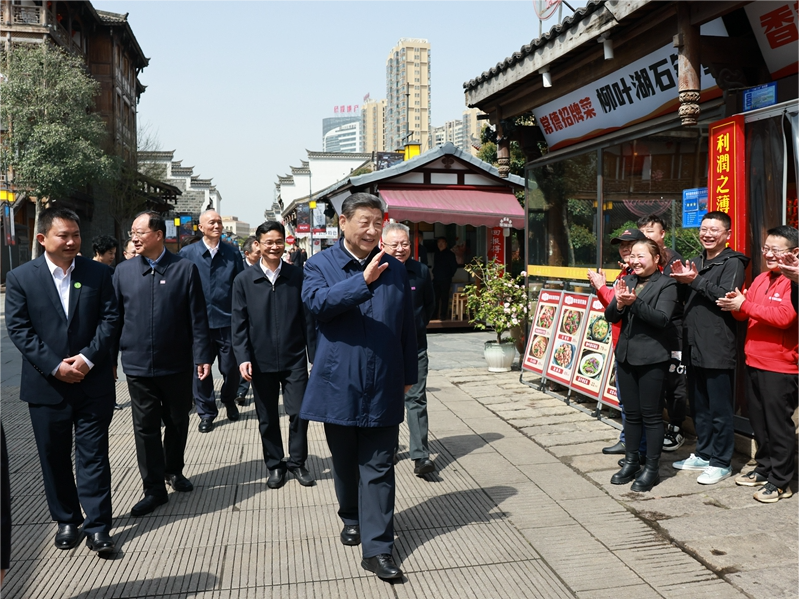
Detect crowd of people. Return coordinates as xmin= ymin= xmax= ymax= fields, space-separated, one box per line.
xmin=3 ymin=194 xmax=433 ymax=581
xmin=589 ymin=212 xmax=798 ymax=500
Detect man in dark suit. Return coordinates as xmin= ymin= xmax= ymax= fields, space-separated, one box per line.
xmin=113 ymin=211 xmax=212 ymax=517
xmin=234 ymin=236 xmax=260 ymax=406
xmin=5 ymin=206 xmax=119 ymax=555
xmin=232 ymin=221 xmax=317 ymax=489
xmin=179 ymin=210 xmax=244 ymax=432
xmin=382 ymin=223 xmax=436 ymax=475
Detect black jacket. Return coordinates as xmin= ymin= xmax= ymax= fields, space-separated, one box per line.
xmin=113 ymin=250 xmax=213 ymax=377
xmin=231 ymin=260 xmax=316 ymax=373
xmin=606 ymin=270 xmax=679 ymax=366
xmin=433 ymin=248 xmax=458 ymax=282
xmin=681 ymin=247 xmax=749 ymax=369
xmin=405 ymin=259 xmax=435 ymax=351
xmin=5 ymin=255 xmax=119 ymax=404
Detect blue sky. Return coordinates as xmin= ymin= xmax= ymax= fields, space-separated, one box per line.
xmin=93 ymin=1 xmax=583 ymax=226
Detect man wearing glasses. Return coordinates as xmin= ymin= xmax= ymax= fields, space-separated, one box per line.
xmin=179 ymin=210 xmax=244 ymax=433
xmin=231 ymin=221 xmax=317 ymax=489
xmin=670 ymin=211 xmax=749 ymax=486
xmin=113 ymin=211 xmax=212 ymax=516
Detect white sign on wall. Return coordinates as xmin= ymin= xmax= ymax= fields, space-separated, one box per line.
xmin=745 ymin=1 xmax=799 ymax=80
xmin=535 ymin=44 xmax=719 ymax=151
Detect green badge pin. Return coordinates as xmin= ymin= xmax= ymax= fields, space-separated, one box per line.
xmin=74 ymin=282 xmax=81 ymax=289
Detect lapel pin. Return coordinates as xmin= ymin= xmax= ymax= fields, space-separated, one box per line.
xmin=73 ymin=282 xmax=81 ymax=289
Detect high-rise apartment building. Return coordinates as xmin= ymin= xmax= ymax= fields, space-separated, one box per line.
xmin=433 ymin=120 xmax=463 ymax=149
xmin=322 ymin=116 xmax=362 ymax=153
xmin=361 ymin=99 xmax=387 ymax=153
xmin=385 ymin=38 xmax=431 ymax=152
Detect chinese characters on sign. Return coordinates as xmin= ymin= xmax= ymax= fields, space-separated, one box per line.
xmin=708 ymin=115 xmax=747 ymax=254
xmin=487 ymin=227 xmax=505 ymax=266
xmin=745 ymin=2 xmax=799 ymax=79
xmin=333 ymin=105 xmax=360 ymax=114
xmin=682 ymin=187 xmax=709 ymax=228
xmin=544 ymin=293 xmax=590 ymax=387
xmin=569 ymin=298 xmax=615 ymax=402
xmin=523 ymin=290 xmax=563 ymax=375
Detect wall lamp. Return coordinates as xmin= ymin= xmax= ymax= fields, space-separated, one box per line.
xmin=598 ymin=34 xmax=614 ymax=60
xmin=539 ymin=66 xmax=552 ymax=88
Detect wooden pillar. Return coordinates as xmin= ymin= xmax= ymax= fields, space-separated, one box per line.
xmin=496 ymin=115 xmax=510 ymax=178
xmin=675 ymin=3 xmax=701 ymax=126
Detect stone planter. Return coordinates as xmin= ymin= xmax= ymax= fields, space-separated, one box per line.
xmin=484 ymin=341 xmax=516 ymax=372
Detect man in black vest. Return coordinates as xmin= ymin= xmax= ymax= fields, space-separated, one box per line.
xmin=232 ymin=221 xmax=317 ymax=489
xmin=5 ymin=206 xmax=120 ymax=555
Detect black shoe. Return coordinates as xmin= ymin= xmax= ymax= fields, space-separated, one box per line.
xmin=340 ymin=524 xmax=361 ymax=546
xmin=361 ymin=554 xmax=403 ymax=580
xmin=85 ymin=532 xmax=115 ymax=556
xmin=631 ymin=457 xmax=661 ymax=492
xmin=130 ymin=494 xmax=168 ymax=517
xmin=602 ymin=440 xmax=626 ymax=455
xmin=198 ymin=418 xmax=214 ymax=433
xmin=267 ymin=468 xmax=286 ymax=489
xmin=414 ymin=458 xmax=435 ymax=476
xmin=289 ymin=466 xmax=315 ymax=487
xmin=54 ymin=523 xmax=82 ymax=550
xmin=617 ymin=455 xmax=647 ymax=468
xmin=165 ymin=473 xmax=194 ymax=492
xmin=611 ymin=452 xmax=642 ymax=485
xmin=226 ymin=402 xmax=240 ymax=422
xmin=234 ymin=395 xmax=247 ymax=406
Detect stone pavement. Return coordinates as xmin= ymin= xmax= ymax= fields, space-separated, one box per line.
xmin=1 ymin=320 xmax=796 ymax=598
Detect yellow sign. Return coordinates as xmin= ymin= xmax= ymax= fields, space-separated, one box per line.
xmin=0 ymin=190 xmax=15 ymax=202
xmin=527 ymin=264 xmax=621 ymax=281
xmin=309 ymin=201 xmax=317 ymax=209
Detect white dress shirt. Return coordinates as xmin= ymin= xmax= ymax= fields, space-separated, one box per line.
xmin=203 ymin=238 xmax=219 ymax=258
xmin=260 ymin=258 xmax=283 ymax=285
xmin=44 ymin=253 xmax=93 ymax=374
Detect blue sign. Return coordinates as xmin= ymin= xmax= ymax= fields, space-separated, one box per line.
xmin=743 ymin=83 xmax=777 ymax=112
xmin=682 ymin=187 xmax=708 ymax=228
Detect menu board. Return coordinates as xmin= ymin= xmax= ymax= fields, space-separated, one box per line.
xmin=544 ymin=293 xmax=590 ymax=386
xmin=570 ymin=297 xmax=615 ymax=400
xmin=522 ymin=290 xmax=563 ymax=374
xmin=600 ymin=358 xmax=620 ymax=409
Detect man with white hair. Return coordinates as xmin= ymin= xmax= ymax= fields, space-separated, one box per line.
xmin=179 ymin=210 xmax=244 ymax=433
xmin=382 ymin=223 xmax=436 ymax=475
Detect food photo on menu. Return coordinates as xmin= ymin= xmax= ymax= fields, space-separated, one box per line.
xmin=537 ymin=305 xmax=556 ymax=329
xmin=577 ymin=350 xmax=604 ymax=379
xmin=559 ymin=308 xmax=583 ymax=335
xmin=586 ymin=314 xmax=610 ymax=344
xmin=551 ymin=341 xmax=575 ymax=370
xmin=530 ymin=335 xmax=549 ymax=359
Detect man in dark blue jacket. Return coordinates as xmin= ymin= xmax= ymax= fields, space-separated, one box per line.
xmin=382 ymin=222 xmax=436 ymax=476
xmin=179 ymin=210 xmax=244 ymax=432
xmin=301 ymin=193 xmax=417 ymax=581
xmin=114 ymin=211 xmax=212 ymax=517
xmin=5 ymin=206 xmax=119 ymax=555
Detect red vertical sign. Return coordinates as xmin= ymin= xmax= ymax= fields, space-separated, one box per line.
xmin=708 ymin=115 xmax=747 ymax=254
xmin=487 ymin=227 xmax=505 ymax=265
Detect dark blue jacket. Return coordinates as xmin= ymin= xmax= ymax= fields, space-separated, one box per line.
xmin=300 ymin=239 xmax=418 ymax=427
xmin=405 ymin=259 xmax=435 ymax=351
xmin=179 ymin=240 xmax=244 ymax=329
xmin=5 ymin=255 xmax=119 ymax=404
xmin=113 ymin=250 xmax=213 ymax=377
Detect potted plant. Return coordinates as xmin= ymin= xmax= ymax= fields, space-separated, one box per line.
xmin=463 ymin=259 xmax=531 ymax=372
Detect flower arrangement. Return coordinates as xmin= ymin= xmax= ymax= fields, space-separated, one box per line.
xmin=463 ymin=259 xmax=531 ymax=344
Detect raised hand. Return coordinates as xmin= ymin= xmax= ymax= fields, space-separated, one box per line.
xmin=777 ymin=252 xmax=799 ymax=283
xmin=587 ymin=268 xmax=606 ymax=290
xmin=670 ymin=260 xmax=698 ymax=283
xmin=363 ymin=249 xmax=388 ymax=285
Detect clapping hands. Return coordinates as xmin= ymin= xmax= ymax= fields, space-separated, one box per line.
xmin=716 ymin=287 xmax=746 ymax=311
xmin=586 ymin=268 xmax=606 ymax=291
xmin=777 ymin=252 xmax=799 ymax=283
xmin=614 ymin=279 xmax=637 ymax=308
xmin=670 ymin=260 xmax=699 ymax=283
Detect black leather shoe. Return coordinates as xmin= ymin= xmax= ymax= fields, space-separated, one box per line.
xmin=602 ymin=440 xmax=626 ymax=454
xmin=631 ymin=457 xmax=661 ymax=492
xmin=86 ymin=532 xmax=115 ymax=556
xmin=362 ymin=554 xmax=403 ymax=580
xmin=198 ymin=418 xmax=214 ymax=433
xmin=340 ymin=524 xmax=361 ymax=546
xmin=54 ymin=523 xmax=82 ymax=550
xmin=266 ymin=468 xmax=286 ymax=489
xmin=617 ymin=455 xmax=647 ymax=468
xmin=289 ymin=466 xmax=315 ymax=487
xmin=165 ymin=473 xmax=194 ymax=492
xmin=130 ymin=494 xmax=168 ymax=517
xmin=414 ymin=458 xmax=435 ymax=476
xmin=225 ymin=402 xmax=240 ymax=422
xmin=234 ymin=395 xmax=247 ymax=406
xmin=611 ymin=452 xmax=642 ymax=485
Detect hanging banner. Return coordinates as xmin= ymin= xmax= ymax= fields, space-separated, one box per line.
xmin=534 ymin=43 xmax=720 ymax=151
xmin=544 ymin=293 xmax=590 ymax=386
xmin=569 ymin=297 xmax=614 ymax=400
xmin=744 ymin=1 xmax=799 ymax=80
xmin=296 ymin=204 xmax=311 ymax=233
xmin=708 ymin=115 xmax=747 ymax=254
xmin=522 ymin=290 xmax=563 ymax=374
xmin=487 ymin=227 xmax=505 ymax=265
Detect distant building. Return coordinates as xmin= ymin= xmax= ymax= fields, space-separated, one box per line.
xmin=385 ymin=38 xmax=431 ymax=152
xmin=433 ymin=120 xmax=463 ymax=149
xmin=221 ymin=216 xmax=250 ymax=240
xmin=361 ymin=99 xmax=387 ymax=153
xmin=322 ymin=116 xmax=362 ymax=153
xmin=138 ymin=151 xmax=221 ymax=218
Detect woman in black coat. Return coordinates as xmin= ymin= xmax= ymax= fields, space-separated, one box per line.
xmin=606 ymin=239 xmax=679 ymax=491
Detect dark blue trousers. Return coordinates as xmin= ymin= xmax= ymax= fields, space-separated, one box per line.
xmin=251 ymin=369 xmax=309 ymax=470
xmin=193 ymin=326 xmax=239 ymax=420
xmin=28 ymin=393 xmax=114 ymax=534
xmin=688 ymin=366 xmax=735 ymax=468
xmin=324 ymin=423 xmax=398 ymax=558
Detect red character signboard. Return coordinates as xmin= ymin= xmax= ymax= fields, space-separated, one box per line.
xmin=708 ymin=115 xmax=747 ymax=255
xmin=487 ymin=227 xmax=505 ymax=266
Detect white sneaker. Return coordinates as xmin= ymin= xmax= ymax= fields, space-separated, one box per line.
xmin=672 ymin=453 xmax=710 ymax=471
xmin=697 ymin=466 xmax=732 ymax=485
xmin=662 ymin=425 xmax=684 ymax=452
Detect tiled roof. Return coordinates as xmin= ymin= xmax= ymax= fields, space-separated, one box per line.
xmin=95 ymin=10 xmax=129 ymax=24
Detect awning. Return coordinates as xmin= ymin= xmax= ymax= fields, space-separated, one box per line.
xmin=379 ymin=188 xmax=525 ymax=229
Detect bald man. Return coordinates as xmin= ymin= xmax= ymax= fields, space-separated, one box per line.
xmin=179 ymin=210 xmax=244 ymax=432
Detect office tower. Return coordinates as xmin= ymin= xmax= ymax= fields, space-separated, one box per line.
xmin=385 ymin=38 xmax=431 ymax=152
xmin=361 ymin=98 xmax=387 ymax=153
xmin=322 ymin=116 xmax=362 ymax=153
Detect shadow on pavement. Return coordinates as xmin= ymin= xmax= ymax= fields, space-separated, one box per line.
xmin=72 ymin=572 xmax=218 ymax=598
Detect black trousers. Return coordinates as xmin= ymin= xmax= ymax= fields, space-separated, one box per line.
xmin=746 ymin=366 xmax=799 ymax=489
xmin=664 ymin=356 xmax=688 ymax=426
xmin=127 ymin=372 xmax=193 ymax=498
xmin=688 ymin=366 xmax=735 ymax=468
xmin=28 ymin=393 xmax=114 ymax=534
xmin=251 ymin=369 xmax=309 ymax=470
xmin=324 ymin=423 xmax=398 ymax=558
xmin=433 ymin=280 xmax=451 ymax=320
xmin=617 ymin=361 xmax=668 ymax=461
xmin=193 ymin=326 xmax=239 ymax=420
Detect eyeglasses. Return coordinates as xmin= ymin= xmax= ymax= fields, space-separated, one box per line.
xmin=259 ymin=240 xmax=285 ymax=247
xmin=384 ymin=242 xmax=410 ymax=249
xmin=128 ymin=230 xmax=152 ymax=239
xmin=761 ymin=246 xmax=796 ymax=256
xmin=699 ymin=227 xmax=727 ymax=235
